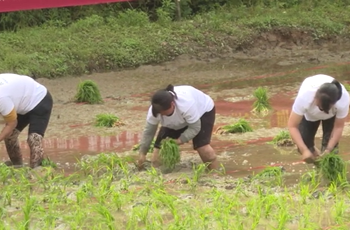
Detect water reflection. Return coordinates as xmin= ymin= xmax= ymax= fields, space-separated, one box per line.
xmin=0 ymin=131 xmax=142 ymax=152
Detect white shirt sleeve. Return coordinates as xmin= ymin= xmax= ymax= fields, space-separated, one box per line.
xmin=146 ymin=106 xmax=160 ymax=125
xmin=0 ymin=97 xmax=15 ymax=116
xmin=336 ymin=105 xmax=349 ymax=119
xmin=183 ymin=102 xmax=201 ymax=124
xmin=292 ymin=93 xmax=307 ymax=116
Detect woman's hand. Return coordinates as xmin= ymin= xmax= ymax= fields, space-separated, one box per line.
xmin=137 ymin=154 xmax=146 ymax=170
xmin=302 ymin=149 xmax=316 ymax=164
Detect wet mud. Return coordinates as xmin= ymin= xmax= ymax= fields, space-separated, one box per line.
xmin=1 ymin=46 xmax=350 ymax=182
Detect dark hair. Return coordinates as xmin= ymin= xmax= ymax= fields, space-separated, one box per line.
xmin=316 ymin=79 xmax=342 ymax=113
xmin=151 ymin=84 xmax=178 ymax=117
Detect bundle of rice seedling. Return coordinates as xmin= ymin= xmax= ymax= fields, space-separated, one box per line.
xmin=270 ymin=130 xmax=294 ymax=147
xmin=75 ymin=80 xmax=103 ymax=104
xmin=221 ymin=118 xmax=253 ymax=134
xmin=316 ymin=153 xmax=346 ymax=183
xmin=252 ymin=87 xmax=271 ymax=115
xmin=95 ymin=113 xmax=123 ymax=127
xmin=159 ymin=139 xmax=180 ymax=170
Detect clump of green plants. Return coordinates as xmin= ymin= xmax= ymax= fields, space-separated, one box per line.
xmin=251 ymin=87 xmax=271 ymax=115
xmin=159 ymin=139 xmax=180 ymax=170
xmin=270 ymin=130 xmax=294 ymax=147
xmin=74 ymin=80 xmax=103 ymax=104
xmin=95 ymin=113 xmax=123 ymax=127
xmin=41 ymin=157 xmax=57 ymax=169
xmin=316 ymin=152 xmax=346 ymax=183
xmin=132 ymin=139 xmax=155 ymax=153
xmin=254 ymin=166 xmax=284 ymax=178
xmin=220 ymin=118 xmax=253 ymax=134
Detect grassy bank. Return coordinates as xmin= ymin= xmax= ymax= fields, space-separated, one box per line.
xmin=0 ymin=3 xmax=349 ymax=78
xmin=1 ymin=153 xmax=350 ymax=229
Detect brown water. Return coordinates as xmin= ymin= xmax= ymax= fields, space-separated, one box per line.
xmin=1 ymin=57 xmax=350 ymax=179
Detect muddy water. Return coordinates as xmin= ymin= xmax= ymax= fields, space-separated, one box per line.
xmin=1 ymin=57 xmax=350 ymax=177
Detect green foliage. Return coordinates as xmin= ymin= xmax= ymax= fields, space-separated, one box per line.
xmin=222 ymin=119 xmax=253 ymax=133
xmin=343 ymin=83 xmax=350 ymax=92
xmin=132 ymin=139 xmax=155 ymax=153
xmin=41 ymin=157 xmax=57 ymax=169
xmin=159 ymin=139 xmax=181 ymax=170
xmin=95 ymin=114 xmax=120 ymax=127
xmin=252 ymin=87 xmax=271 ymax=115
xmin=75 ymin=80 xmax=103 ymax=104
xmin=316 ymin=152 xmax=347 ymax=183
xmin=0 ymin=3 xmax=349 ymax=78
xmin=269 ymin=130 xmax=294 ymax=146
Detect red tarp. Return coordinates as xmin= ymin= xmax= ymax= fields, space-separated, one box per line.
xmin=0 ymin=0 xmax=134 ymax=13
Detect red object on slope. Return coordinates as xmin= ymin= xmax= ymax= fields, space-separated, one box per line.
xmin=0 ymin=0 xmax=134 ymax=13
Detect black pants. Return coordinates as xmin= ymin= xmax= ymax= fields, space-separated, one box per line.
xmin=299 ymin=116 xmax=338 ymax=154
xmin=16 ymin=91 xmax=53 ymax=137
xmin=154 ymin=106 xmax=216 ymax=150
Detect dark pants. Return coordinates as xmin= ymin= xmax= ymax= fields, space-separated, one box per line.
xmin=299 ymin=116 xmax=338 ymax=154
xmin=154 ymin=106 xmax=216 ymax=150
xmin=16 ymin=91 xmax=53 ymax=136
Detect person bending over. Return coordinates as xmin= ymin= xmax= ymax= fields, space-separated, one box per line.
xmin=288 ymin=74 xmax=349 ymax=163
xmin=0 ymin=73 xmax=53 ymax=168
xmin=137 ymin=84 xmax=219 ymax=170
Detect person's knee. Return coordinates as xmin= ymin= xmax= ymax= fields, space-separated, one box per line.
xmin=27 ymin=133 xmax=43 ymax=146
xmin=197 ymin=144 xmax=216 ymax=162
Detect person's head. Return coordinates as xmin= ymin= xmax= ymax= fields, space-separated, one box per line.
xmin=314 ymin=79 xmax=342 ymax=113
xmin=151 ymin=84 xmax=178 ymax=117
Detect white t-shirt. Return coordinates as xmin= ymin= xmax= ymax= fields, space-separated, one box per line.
xmin=0 ymin=73 xmax=47 ymax=116
xmin=147 ymin=85 xmax=214 ymax=130
xmin=292 ymin=74 xmax=350 ymax=121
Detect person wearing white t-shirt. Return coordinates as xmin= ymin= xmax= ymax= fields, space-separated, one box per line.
xmin=137 ymin=84 xmax=219 ymax=170
xmin=288 ymin=74 xmax=349 ymax=163
xmin=0 ymin=73 xmax=53 ymax=168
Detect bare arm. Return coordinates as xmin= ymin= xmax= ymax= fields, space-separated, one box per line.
xmin=0 ymin=108 xmax=18 ymax=142
xmin=287 ymin=111 xmax=308 ymax=153
xmin=324 ymin=117 xmax=346 ymax=153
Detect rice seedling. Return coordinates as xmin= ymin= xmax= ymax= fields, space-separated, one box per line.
xmin=132 ymin=139 xmax=155 ymax=153
xmin=316 ymin=152 xmax=347 ymax=183
xmin=41 ymin=157 xmax=57 ymax=168
xmin=74 ymin=80 xmax=103 ymax=104
xmin=270 ymin=130 xmax=294 ymax=147
xmin=95 ymin=113 xmax=124 ymax=127
xmin=159 ymin=138 xmax=180 ymax=170
xmin=251 ymin=87 xmax=271 ymax=115
xmin=220 ymin=118 xmax=253 ymax=134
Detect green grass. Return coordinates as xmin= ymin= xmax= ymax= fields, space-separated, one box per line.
xmin=252 ymin=87 xmax=271 ymax=115
xmin=95 ymin=113 xmax=121 ymax=127
xmin=0 ymin=3 xmax=349 ymax=78
xmin=0 ymin=152 xmax=350 ymax=229
xmin=343 ymin=83 xmax=350 ymax=92
xmin=222 ymin=118 xmax=253 ymax=134
xmin=75 ymin=80 xmax=103 ymax=104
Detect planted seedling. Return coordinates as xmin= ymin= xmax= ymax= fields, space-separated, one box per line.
xmin=41 ymin=157 xmax=57 ymax=169
xmin=132 ymin=139 xmax=155 ymax=153
xmin=316 ymin=152 xmax=347 ymax=184
xmin=218 ymin=118 xmax=253 ymax=134
xmin=252 ymin=87 xmax=271 ymax=115
xmin=270 ymin=130 xmax=294 ymax=147
xmin=95 ymin=113 xmax=124 ymax=127
xmin=74 ymin=80 xmax=103 ymax=104
xmin=159 ymin=138 xmax=180 ymax=170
